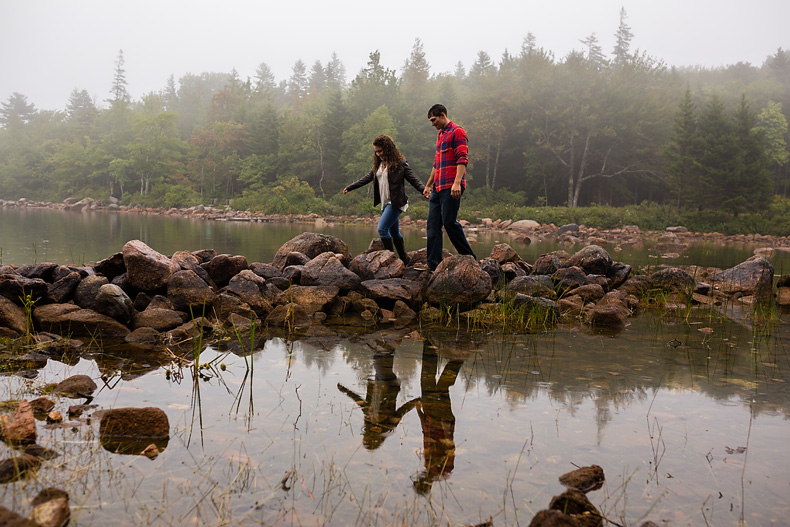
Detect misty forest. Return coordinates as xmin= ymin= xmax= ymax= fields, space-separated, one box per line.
xmin=2 ymin=11 xmax=790 ymax=224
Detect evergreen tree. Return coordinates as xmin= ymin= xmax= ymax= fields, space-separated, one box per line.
xmin=612 ymin=7 xmax=633 ymax=67
xmin=695 ymin=94 xmax=735 ymax=210
xmin=664 ymin=86 xmax=699 ymax=207
xmin=728 ymin=94 xmax=771 ymax=213
xmin=254 ymin=62 xmax=277 ymax=94
xmin=402 ymin=38 xmax=431 ymax=93
xmin=287 ymin=60 xmax=308 ymax=102
xmin=580 ymin=33 xmax=606 ymax=70
xmin=469 ymin=51 xmax=496 ymax=77
xmin=325 ymin=52 xmax=347 ymax=91
xmin=0 ymin=92 xmax=37 ymax=130
xmin=755 ymin=100 xmax=789 ymax=195
xmin=110 ymin=49 xmax=130 ymax=105
xmin=309 ymin=60 xmax=326 ymax=96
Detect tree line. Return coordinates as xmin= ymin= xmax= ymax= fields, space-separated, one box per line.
xmin=1 ymin=11 xmax=789 ymax=217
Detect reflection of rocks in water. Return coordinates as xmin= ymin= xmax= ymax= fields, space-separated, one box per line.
xmin=101 ymin=436 xmax=169 ymax=456
xmin=98 ymin=406 xmax=170 ymax=455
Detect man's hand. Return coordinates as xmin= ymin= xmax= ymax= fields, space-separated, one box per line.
xmin=423 ymin=186 xmax=432 ymax=199
xmin=451 ymin=182 xmax=462 ymax=200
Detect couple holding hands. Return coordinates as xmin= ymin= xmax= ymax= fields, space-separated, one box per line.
xmin=343 ymin=104 xmax=476 ymax=271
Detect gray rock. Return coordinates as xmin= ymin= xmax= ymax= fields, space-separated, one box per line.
xmin=30 ymin=488 xmax=70 ymax=527
xmin=167 ymin=269 xmax=217 ymax=311
xmin=360 ymin=278 xmax=424 ymax=308
xmin=505 ymin=275 xmax=556 ymax=299
xmin=426 ymin=255 xmax=492 ymax=309
xmin=265 ymin=303 xmax=312 ymax=328
xmin=122 ymin=240 xmax=180 ymax=291
xmin=349 ymin=250 xmax=404 ymax=281
xmin=710 ymin=255 xmax=774 ymax=301
xmin=531 ymin=253 xmax=562 ymax=276
xmin=563 ymin=244 xmax=612 ymax=276
xmin=301 ymin=252 xmax=360 ymax=290
xmin=132 ymin=308 xmax=184 ymax=332
xmin=94 ymin=284 xmax=134 ymax=323
xmin=274 ymin=285 xmax=339 ymax=314
xmin=33 ymin=304 xmax=130 ymax=338
xmin=272 ymin=232 xmax=351 ymax=270
xmin=73 ymin=275 xmax=109 ymax=310
xmin=201 ymin=254 xmax=248 ymax=287
xmin=0 ymin=295 xmax=25 ymax=336
xmin=54 ymin=374 xmax=97 ymax=397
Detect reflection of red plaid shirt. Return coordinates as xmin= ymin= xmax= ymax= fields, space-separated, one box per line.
xmin=432 ymin=121 xmax=468 ymax=192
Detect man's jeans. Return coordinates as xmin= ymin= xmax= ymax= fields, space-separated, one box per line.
xmin=377 ymin=203 xmax=402 ymax=239
xmin=426 ymin=188 xmax=476 ymax=270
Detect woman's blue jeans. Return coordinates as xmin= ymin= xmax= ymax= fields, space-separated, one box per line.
xmin=377 ymin=203 xmax=402 ymax=239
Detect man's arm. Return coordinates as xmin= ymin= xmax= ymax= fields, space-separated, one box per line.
xmin=450 ymin=164 xmax=465 ymax=199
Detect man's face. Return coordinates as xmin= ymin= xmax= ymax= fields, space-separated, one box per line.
xmin=429 ymin=113 xmax=449 ymax=130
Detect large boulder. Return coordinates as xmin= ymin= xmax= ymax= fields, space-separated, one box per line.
xmin=553 ymin=266 xmax=588 ymax=293
xmin=349 ymin=250 xmax=404 ymax=281
xmin=46 ymin=271 xmax=82 ymax=303
xmin=301 ymin=252 xmax=360 ymax=290
xmin=0 ymin=400 xmax=36 ymax=445
xmin=167 ymin=270 xmax=217 ymax=311
xmin=0 ymin=295 xmax=26 ymax=336
xmin=0 ymin=273 xmax=48 ymax=303
xmin=54 ymin=375 xmax=97 ymax=397
xmin=73 ymin=275 xmax=109 ymax=310
xmin=360 ymin=278 xmax=424 ymax=308
xmin=488 ymin=243 xmax=522 ymax=264
xmin=94 ymin=284 xmax=134 ymax=324
xmin=710 ymin=255 xmax=774 ymax=301
xmin=33 ymin=304 xmax=130 ymax=338
xmin=531 ymin=253 xmax=562 ymax=276
xmin=426 ymin=255 xmax=492 ymax=308
xmin=562 ymin=245 xmax=612 ymax=276
xmin=505 ymin=275 xmax=556 ymax=299
xmin=223 ymin=270 xmax=274 ymax=317
xmin=272 ymin=232 xmax=351 ymax=271
xmin=93 ymin=252 xmax=126 ymax=282
xmin=122 ymin=240 xmax=180 ymax=291
xmin=265 ymin=303 xmax=312 ymax=329
xmin=201 ymin=254 xmax=248 ymax=287
xmin=649 ymin=267 xmax=695 ymax=294
xmin=274 ymin=285 xmax=340 ymax=314
xmin=132 ymin=308 xmax=184 ymax=332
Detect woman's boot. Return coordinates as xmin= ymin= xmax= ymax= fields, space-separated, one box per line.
xmin=381 ymin=237 xmax=396 ymax=254
xmin=392 ymin=236 xmax=411 ymax=266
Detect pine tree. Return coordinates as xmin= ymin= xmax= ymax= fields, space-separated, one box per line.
xmin=728 ymin=94 xmax=771 ymax=213
xmin=664 ymin=86 xmax=699 ymax=207
xmin=401 ymin=38 xmax=431 ymax=93
xmin=580 ymin=33 xmax=606 ymax=70
xmin=612 ymin=7 xmax=633 ymax=67
xmin=110 ymin=49 xmax=130 ymax=104
xmin=0 ymin=92 xmax=37 ymax=129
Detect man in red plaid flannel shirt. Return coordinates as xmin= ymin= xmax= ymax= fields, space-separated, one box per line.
xmin=422 ymin=104 xmax=477 ymax=271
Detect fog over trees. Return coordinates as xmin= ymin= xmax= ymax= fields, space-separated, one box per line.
xmin=1 ymin=20 xmax=788 ymax=215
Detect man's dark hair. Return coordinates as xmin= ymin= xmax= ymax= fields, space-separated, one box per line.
xmin=427 ymin=104 xmax=447 ymax=118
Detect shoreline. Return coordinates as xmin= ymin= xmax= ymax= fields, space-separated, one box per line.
xmin=4 ymin=197 xmax=790 ymax=253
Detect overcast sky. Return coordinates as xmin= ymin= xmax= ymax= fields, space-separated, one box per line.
xmin=2 ymin=0 xmax=789 ymax=112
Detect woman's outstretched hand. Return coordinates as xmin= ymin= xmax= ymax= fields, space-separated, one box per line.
xmin=343 ymin=187 xmax=349 ymax=194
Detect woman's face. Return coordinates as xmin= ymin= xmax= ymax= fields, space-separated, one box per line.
xmin=374 ymin=145 xmax=384 ymax=159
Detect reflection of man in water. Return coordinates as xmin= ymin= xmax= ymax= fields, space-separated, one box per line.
xmin=338 ymin=351 xmax=418 ymax=450
xmin=413 ymin=339 xmax=465 ymax=495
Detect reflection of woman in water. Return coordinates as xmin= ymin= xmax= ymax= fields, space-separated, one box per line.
xmin=413 ymin=339 xmax=465 ymax=495
xmin=337 ymin=352 xmax=418 ymax=450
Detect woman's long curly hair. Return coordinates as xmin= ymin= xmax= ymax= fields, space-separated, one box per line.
xmin=372 ymin=135 xmax=405 ymax=171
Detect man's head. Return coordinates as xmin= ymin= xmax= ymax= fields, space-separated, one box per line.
xmin=427 ymin=104 xmax=449 ymax=130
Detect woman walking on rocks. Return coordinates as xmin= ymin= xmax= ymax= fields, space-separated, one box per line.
xmin=343 ymin=134 xmax=426 ymax=265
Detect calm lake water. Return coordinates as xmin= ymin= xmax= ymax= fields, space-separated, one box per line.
xmin=1 ymin=206 xmax=790 ymax=526
xmin=2 ymin=206 xmax=790 ymax=273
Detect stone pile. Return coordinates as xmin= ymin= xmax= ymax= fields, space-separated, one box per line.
xmin=0 ymin=232 xmax=779 ymax=347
